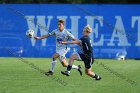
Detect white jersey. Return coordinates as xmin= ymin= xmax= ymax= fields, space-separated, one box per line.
xmin=49 ymin=29 xmax=75 ymax=51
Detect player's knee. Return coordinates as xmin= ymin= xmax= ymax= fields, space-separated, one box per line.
xmin=52 ymin=54 xmax=59 ymax=60
xmin=62 ymin=64 xmax=67 ymax=67
xmin=52 ymin=56 xmax=58 ymax=60
xmin=52 ymin=57 xmax=58 ymax=61
xmin=61 ymin=62 xmax=68 ymax=67
xmin=85 ymin=70 xmax=90 ymax=76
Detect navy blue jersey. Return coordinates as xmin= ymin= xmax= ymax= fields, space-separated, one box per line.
xmin=79 ymin=36 xmax=93 ymax=56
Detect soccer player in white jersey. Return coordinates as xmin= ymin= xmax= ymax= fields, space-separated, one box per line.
xmin=34 ymin=19 xmax=82 ymax=76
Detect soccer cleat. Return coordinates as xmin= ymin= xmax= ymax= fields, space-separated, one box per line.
xmin=95 ymin=75 xmax=102 ymax=80
xmin=45 ymin=70 xmax=53 ymax=76
xmin=61 ymin=71 xmax=70 ymax=76
xmin=78 ymin=65 xmax=82 ymax=76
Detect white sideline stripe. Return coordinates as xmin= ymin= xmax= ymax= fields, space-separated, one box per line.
xmin=90 ymin=58 xmax=92 ymax=66
xmin=85 ymin=42 xmax=89 ymax=50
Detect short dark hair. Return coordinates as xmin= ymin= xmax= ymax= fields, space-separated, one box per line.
xmin=58 ymin=19 xmax=65 ymax=25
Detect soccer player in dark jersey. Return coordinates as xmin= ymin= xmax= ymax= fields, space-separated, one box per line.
xmin=60 ymin=25 xmax=101 ymax=80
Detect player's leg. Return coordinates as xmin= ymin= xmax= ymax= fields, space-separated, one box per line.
xmin=85 ymin=68 xmax=101 ymax=80
xmin=50 ymin=53 xmax=60 ymax=72
xmin=84 ymin=57 xmax=101 ymax=80
xmin=61 ymin=53 xmax=82 ymax=76
xmin=57 ymin=48 xmax=67 ymax=67
xmin=85 ymin=67 xmax=95 ymax=77
xmin=59 ymin=54 xmax=82 ymax=76
xmin=59 ymin=56 xmax=68 ymax=67
xmin=59 ymin=55 xmax=81 ymax=70
xmin=45 ymin=53 xmax=60 ymax=76
xmin=58 ymin=49 xmax=81 ymax=70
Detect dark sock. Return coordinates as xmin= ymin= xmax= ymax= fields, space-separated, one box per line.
xmin=93 ymin=73 xmax=98 ymax=78
xmin=67 ymin=65 xmax=72 ymax=71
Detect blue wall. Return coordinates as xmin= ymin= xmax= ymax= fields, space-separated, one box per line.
xmin=0 ymin=4 xmax=140 ymax=59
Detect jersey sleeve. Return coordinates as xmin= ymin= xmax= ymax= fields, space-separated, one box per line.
xmin=48 ymin=29 xmax=56 ymax=36
xmin=66 ymin=30 xmax=75 ymax=39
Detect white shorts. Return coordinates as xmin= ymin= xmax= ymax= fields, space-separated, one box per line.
xmin=56 ymin=48 xmax=69 ymax=57
xmin=56 ymin=48 xmax=70 ymax=62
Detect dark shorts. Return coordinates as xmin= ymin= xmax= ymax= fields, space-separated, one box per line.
xmin=79 ymin=53 xmax=94 ymax=69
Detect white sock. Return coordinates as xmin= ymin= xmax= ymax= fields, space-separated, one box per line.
xmin=72 ymin=65 xmax=78 ymax=70
xmin=68 ymin=71 xmax=70 ymax=73
xmin=50 ymin=60 xmax=57 ymax=72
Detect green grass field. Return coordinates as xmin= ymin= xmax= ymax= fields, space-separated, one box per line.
xmin=0 ymin=57 xmax=140 ymax=93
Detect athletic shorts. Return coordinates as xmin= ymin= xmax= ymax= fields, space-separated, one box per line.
xmin=56 ymin=48 xmax=70 ymax=62
xmin=79 ymin=53 xmax=94 ymax=69
xmin=56 ymin=48 xmax=70 ymax=57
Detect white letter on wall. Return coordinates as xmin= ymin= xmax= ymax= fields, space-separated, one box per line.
xmin=132 ymin=16 xmax=140 ymax=46
xmin=107 ymin=16 xmax=131 ymax=46
xmin=85 ymin=16 xmax=104 ymax=46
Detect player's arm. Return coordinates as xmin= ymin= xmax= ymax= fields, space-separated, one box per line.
xmin=66 ymin=30 xmax=77 ymax=41
xmin=71 ymin=38 xmax=77 ymax=41
xmin=61 ymin=39 xmax=81 ymax=44
xmin=34 ymin=30 xmax=56 ymax=40
xmin=34 ymin=34 xmax=50 ymax=40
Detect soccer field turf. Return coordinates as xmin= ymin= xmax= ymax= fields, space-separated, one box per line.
xmin=0 ymin=58 xmax=139 ymax=93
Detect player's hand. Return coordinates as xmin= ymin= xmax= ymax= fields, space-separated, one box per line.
xmin=34 ymin=36 xmax=40 ymax=40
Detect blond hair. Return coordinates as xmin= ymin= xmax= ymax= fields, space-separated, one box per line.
xmin=83 ymin=24 xmax=92 ymax=33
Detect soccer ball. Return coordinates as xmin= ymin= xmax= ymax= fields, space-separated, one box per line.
xmin=26 ymin=29 xmax=34 ymax=38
